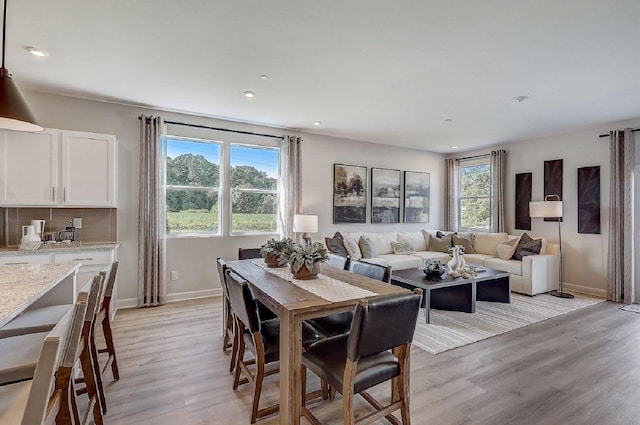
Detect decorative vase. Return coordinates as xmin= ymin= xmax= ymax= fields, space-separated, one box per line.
xmin=423 ymin=269 xmax=445 ymax=280
xmin=291 ymin=262 xmax=320 ymax=280
xmin=447 ymin=245 xmax=465 ymax=273
xmin=264 ymin=253 xmax=281 ymax=268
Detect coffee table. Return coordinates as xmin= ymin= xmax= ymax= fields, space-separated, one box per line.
xmin=391 ymin=267 xmax=511 ymax=323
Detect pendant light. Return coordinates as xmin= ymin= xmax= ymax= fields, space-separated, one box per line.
xmin=0 ymin=0 xmax=42 ymax=132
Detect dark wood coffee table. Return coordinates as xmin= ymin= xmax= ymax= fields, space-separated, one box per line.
xmin=391 ymin=267 xmax=511 ymax=323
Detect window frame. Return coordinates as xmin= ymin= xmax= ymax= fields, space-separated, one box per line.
xmin=457 ymin=157 xmax=492 ymax=232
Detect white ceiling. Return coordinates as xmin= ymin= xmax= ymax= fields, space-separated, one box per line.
xmin=7 ymin=0 xmax=640 ymax=152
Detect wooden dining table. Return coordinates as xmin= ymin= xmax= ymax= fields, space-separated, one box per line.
xmin=226 ymin=260 xmax=409 ymax=425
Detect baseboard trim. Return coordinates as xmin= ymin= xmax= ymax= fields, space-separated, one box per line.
xmin=116 ymin=288 xmax=223 ymax=311
xmin=562 ymin=282 xmax=606 ymax=298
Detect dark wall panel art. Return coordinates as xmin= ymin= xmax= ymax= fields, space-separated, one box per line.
xmin=371 ymin=168 xmax=400 ymax=223
xmin=543 ymin=159 xmax=563 ymax=222
xmin=333 ymin=164 xmax=367 ymax=224
xmin=577 ymin=166 xmax=601 ymax=234
xmin=515 ymin=172 xmax=532 ymax=230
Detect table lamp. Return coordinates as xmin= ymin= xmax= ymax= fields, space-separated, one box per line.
xmin=293 ymin=214 xmax=318 ymax=247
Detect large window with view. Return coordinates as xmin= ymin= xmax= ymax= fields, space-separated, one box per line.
xmin=165 ymin=137 xmax=221 ymax=234
xmin=230 ymin=144 xmax=279 ymax=234
xmin=458 ymin=161 xmax=491 ymax=231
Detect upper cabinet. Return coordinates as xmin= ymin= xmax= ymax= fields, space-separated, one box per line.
xmin=0 ymin=129 xmax=118 ymax=207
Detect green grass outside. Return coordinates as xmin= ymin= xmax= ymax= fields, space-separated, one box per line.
xmin=167 ymin=210 xmax=276 ymax=233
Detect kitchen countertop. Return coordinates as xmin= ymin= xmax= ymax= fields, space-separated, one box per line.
xmin=0 ymin=262 xmax=81 ymax=327
xmin=0 ymin=243 xmax=119 ymax=256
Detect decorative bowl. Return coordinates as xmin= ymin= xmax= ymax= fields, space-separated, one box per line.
xmin=423 ymin=269 xmax=446 ymax=280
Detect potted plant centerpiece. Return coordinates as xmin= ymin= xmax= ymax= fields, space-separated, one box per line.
xmin=286 ymin=241 xmax=329 ymax=280
xmin=421 ymin=258 xmax=446 ymax=280
xmin=260 ymin=237 xmax=294 ymax=267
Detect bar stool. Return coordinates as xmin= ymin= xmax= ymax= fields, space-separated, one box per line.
xmin=95 ymin=261 xmax=120 ymax=381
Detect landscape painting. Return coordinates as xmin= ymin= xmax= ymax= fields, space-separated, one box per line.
xmin=403 ymin=171 xmax=430 ymax=223
xmin=371 ymin=168 xmax=400 ymax=223
xmin=333 ymin=164 xmax=367 ymax=223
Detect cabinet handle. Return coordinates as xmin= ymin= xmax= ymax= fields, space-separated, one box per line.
xmin=72 ymin=258 xmax=94 ymax=261
xmin=52 ymin=187 xmax=56 ymax=201
xmin=6 ymin=262 xmax=28 ymax=265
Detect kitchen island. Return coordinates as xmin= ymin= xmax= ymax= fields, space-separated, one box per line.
xmin=0 ymin=262 xmax=80 ymax=328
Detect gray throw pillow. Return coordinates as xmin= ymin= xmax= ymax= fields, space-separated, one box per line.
xmin=429 ymin=233 xmax=452 ymax=253
xmin=325 ymin=232 xmax=349 ymax=257
xmin=512 ymin=233 xmax=542 ymax=261
xmin=358 ymin=235 xmax=376 ymax=259
xmin=453 ymin=233 xmax=475 ymax=254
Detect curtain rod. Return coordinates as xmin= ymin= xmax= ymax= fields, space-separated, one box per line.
xmin=138 ymin=116 xmax=284 ymax=140
xmin=598 ymin=128 xmax=640 ymax=138
xmin=455 ymin=153 xmax=490 ymax=161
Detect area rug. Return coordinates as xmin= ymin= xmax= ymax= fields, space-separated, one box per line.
xmin=412 ymin=293 xmax=603 ymax=355
xmin=621 ymin=303 xmax=640 ymax=314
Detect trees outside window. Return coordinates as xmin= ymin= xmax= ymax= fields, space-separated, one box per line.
xmin=458 ymin=162 xmax=491 ymax=231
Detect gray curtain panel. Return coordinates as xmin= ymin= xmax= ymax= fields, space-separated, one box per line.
xmin=607 ymin=129 xmax=635 ymax=303
xmin=443 ymin=158 xmax=458 ymax=231
xmin=138 ymin=116 xmax=167 ymax=307
xmin=279 ymin=135 xmax=302 ymax=239
xmin=490 ymin=149 xmax=507 ymax=233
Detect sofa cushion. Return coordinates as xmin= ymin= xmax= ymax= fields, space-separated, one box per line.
xmin=324 ymin=232 xmax=349 ymax=257
xmin=361 ymin=232 xmax=397 ymax=255
xmin=496 ymin=236 xmax=520 ymax=260
xmin=462 ymin=253 xmax=494 ymax=266
xmin=453 ymin=233 xmax=475 ymax=254
xmin=474 ymin=232 xmax=508 ymax=255
xmin=398 ymin=231 xmax=427 ymax=252
xmin=512 ymin=233 xmax=542 ymax=261
xmin=429 ymin=233 xmax=452 ymax=253
xmin=421 ymin=230 xmax=435 ymax=250
xmin=484 ymin=258 xmax=523 ymax=275
xmin=391 ymin=241 xmax=415 ymax=255
xmin=374 ymin=254 xmax=423 ymax=270
xmin=358 ymin=236 xmax=376 ymax=258
xmin=343 ymin=237 xmax=362 ymax=260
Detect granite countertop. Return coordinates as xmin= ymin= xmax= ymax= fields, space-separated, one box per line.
xmin=0 ymin=242 xmax=120 ymax=256
xmin=0 ymin=262 xmax=81 ymax=327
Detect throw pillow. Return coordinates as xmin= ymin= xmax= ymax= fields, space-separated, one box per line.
xmin=358 ymin=235 xmax=376 ymax=259
xmin=421 ymin=230 xmax=432 ymax=250
xmin=512 ymin=233 xmax=542 ymax=261
xmin=429 ymin=233 xmax=452 ymax=253
xmin=453 ymin=233 xmax=475 ymax=254
xmin=343 ymin=237 xmax=362 ymax=260
xmin=391 ymin=241 xmax=415 ymax=255
xmin=496 ymin=237 xmax=520 ymax=260
xmin=324 ymin=232 xmax=349 ymax=257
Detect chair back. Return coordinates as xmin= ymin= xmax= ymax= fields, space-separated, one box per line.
xmin=238 ymin=248 xmax=262 ymax=260
xmin=216 ymin=258 xmax=229 ymax=298
xmin=326 ymin=253 xmax=350 ymax=270
xmin=350 ymin=261 xmax=391 ymax=283
xmin=347 ymin=291 xmax=421 ymax=362
xmin=99 ymin=261 xmax=118 ymax=316
xmin=225 ymin=270 xmax=261 ymax=333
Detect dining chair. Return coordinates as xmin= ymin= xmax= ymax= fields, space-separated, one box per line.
xmin=0 ymin=287 xmax=88 ymax=425
xmin=238 ymin=247 xmax=262 ymax=260
xmin=225 ymin=270 xmax=320 ymax=423
xmin=95 ymin=261 xmax=120 ymax=382
xmin=301 ymin=289 xmax=422 ymax=425
xmin=350 ymin=261 xmax=392 ymax=283
xmin=217 ymin=258 xmax=240 ymax=375
xmin=326 ymin=253 xmax=350 ymax=270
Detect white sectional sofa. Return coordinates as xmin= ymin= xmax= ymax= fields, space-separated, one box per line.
xmin=326 ymin=230 xmax=559 ymax=296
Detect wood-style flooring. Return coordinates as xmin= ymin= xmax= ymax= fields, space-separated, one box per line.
xmin=101 ymin=297 xmax=640 ymax=425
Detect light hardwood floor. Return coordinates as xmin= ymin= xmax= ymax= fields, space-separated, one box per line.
xmin=102 ymin=297 xmax=640 ymax=425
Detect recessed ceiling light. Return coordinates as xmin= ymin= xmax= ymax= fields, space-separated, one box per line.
xmin=26 ymin=46 xmax=48 ymax=57
xmin=313 ymin=121 xmax=321 ymax=126
xmin=259 ymin=74 xmax=269 ymax=80
xmin=452 ymin=146 xmax=458 ymax=149
xmin=243 ymin=90 xmax=255 ymax=98
xmin=445 ymin=118 xmax=453 ymax=122
xmin=512 ymin=95 xmax=530 ymax=103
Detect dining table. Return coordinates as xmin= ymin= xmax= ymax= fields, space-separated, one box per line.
xmin=226 ymin=259 xmax=409 ymax=425
xmin=0 ymin=262 xmax=80 ymax=328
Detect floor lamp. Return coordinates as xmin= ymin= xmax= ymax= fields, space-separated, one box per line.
xmin=293 ymin=214 xmax=318 ymax=247
xmin=529 ymin=195 xmax=573 ymax=298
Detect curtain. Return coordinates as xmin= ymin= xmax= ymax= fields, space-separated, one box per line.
xmin=607 ymin=129 xmax=635 ymax=303
xmin=490 ymin=149 xmax=507 ymax=232
xmin=138 ymin=116 xmax=167 ymax=307
xmin=279 ymin=135 xmax=302 ymax=239
xmin=443 ymin=158 xmax=458 ymax=231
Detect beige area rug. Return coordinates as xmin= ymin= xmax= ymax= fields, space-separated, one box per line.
xmin=412 ymin=293 xmax=604 ymax=355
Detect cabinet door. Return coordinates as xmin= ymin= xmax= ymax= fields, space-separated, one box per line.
xmin=61 ymin=131 xmax=117 ymax=207
xmin=0 ymin=129 xmax=59 ymax=206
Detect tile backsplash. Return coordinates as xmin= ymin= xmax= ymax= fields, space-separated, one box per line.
xmin=1 ymin=207 xmax=117 ymax=247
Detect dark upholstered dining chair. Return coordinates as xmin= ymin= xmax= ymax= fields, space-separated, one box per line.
xmin=216 ymin=258 xmax=239 ymax=375
xmin=238 ymin=247 xmax=262 ymax=260
xmin=301 ymin=289 xmax=422 ymax=425
xmin=225 ymin=270 xmax=321 ymax=423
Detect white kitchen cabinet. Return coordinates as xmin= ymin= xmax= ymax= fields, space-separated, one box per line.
xmin=0 ymin=129 xmax=59 ymax=206
xmin=61 ymin=131 xmax=117 ymax=207
xmin=0 ymin=129 xmax=117 ymax=207
xmin=0 ymin=254 xmax=50 ymax=265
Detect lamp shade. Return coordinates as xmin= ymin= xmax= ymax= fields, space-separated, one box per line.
xmin=293 ymin=214 xmax=318 ymax=233
xmin=529 ymin=200 xmax=563 ymax=218
xmin=0 ymin=70 xmax=43 ymax=132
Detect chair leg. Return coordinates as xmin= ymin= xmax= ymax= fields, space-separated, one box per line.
xmin=80 ymin=345 xmax=104 ymax=425
xmin=89 ymin=327 xmax=107 ymax=413
xmin=250 ymin=358 xmax=265 ymax=424
xmin=233 ymin=337 xmax=245 ymax=390
xmin=301 ymin=365 xmax=307 ymax=407
xmin=398 ymin=345 xmax=411 ymax=425
xmin=343 ymin=360 xmax=357 ymax=425
xmin=101 ymin=315 xmax=120 ymax=380
xmin=230 ymin=319 xmax=240 ymax=374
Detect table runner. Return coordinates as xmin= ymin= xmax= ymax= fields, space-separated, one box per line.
xmin=249 ymin=259 xmax=377 ymax=302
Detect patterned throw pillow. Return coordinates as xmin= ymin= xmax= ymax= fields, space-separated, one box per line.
xmin=358 ymin=235 xmax=376 ymax=259
xmin=324 ymin=232 xmax=349 ymax=257
xmin=496 ymin=237 xmax=520 ymax=260
xmin=391 ymin=241 xmax=415 ymax=255
xmin=343 ymin=237 xmax=362 ymax=260
xmin=512 ymin=233 xmax=542 ymax=261
xmin=429 ymin=233 xmax=452 ymax=253
xmin=453 ymin=233 xmax=475 ymax=254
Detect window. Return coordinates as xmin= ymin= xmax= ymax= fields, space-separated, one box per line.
xmin=458 ymin=161 xmax=491 ymax=231
xmin=165 ymin=137 xmax=221 ymax=234
xmin=230 ymin=144 xmax=279 ymax=234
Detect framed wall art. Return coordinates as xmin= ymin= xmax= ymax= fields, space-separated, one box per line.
xmin=544 ymin=159 xmax=563 ymax=222
xmin=515 ymin=172 xmax=532 ymax=230
xmin=577 ymin=166 xmax=601 ymax=234
xmin=333 ymin=164 xmax=367 ymax=224
xmin=371 ymin=168 xmax=400 ymax=223
xmin=403 ymin=171 xmax=430 ymax=223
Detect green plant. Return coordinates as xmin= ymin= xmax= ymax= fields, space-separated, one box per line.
xmin=286 ymin=242 xmax=329 ymax=273
xmin=260 ymin=238 xmax=294 ymax=265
